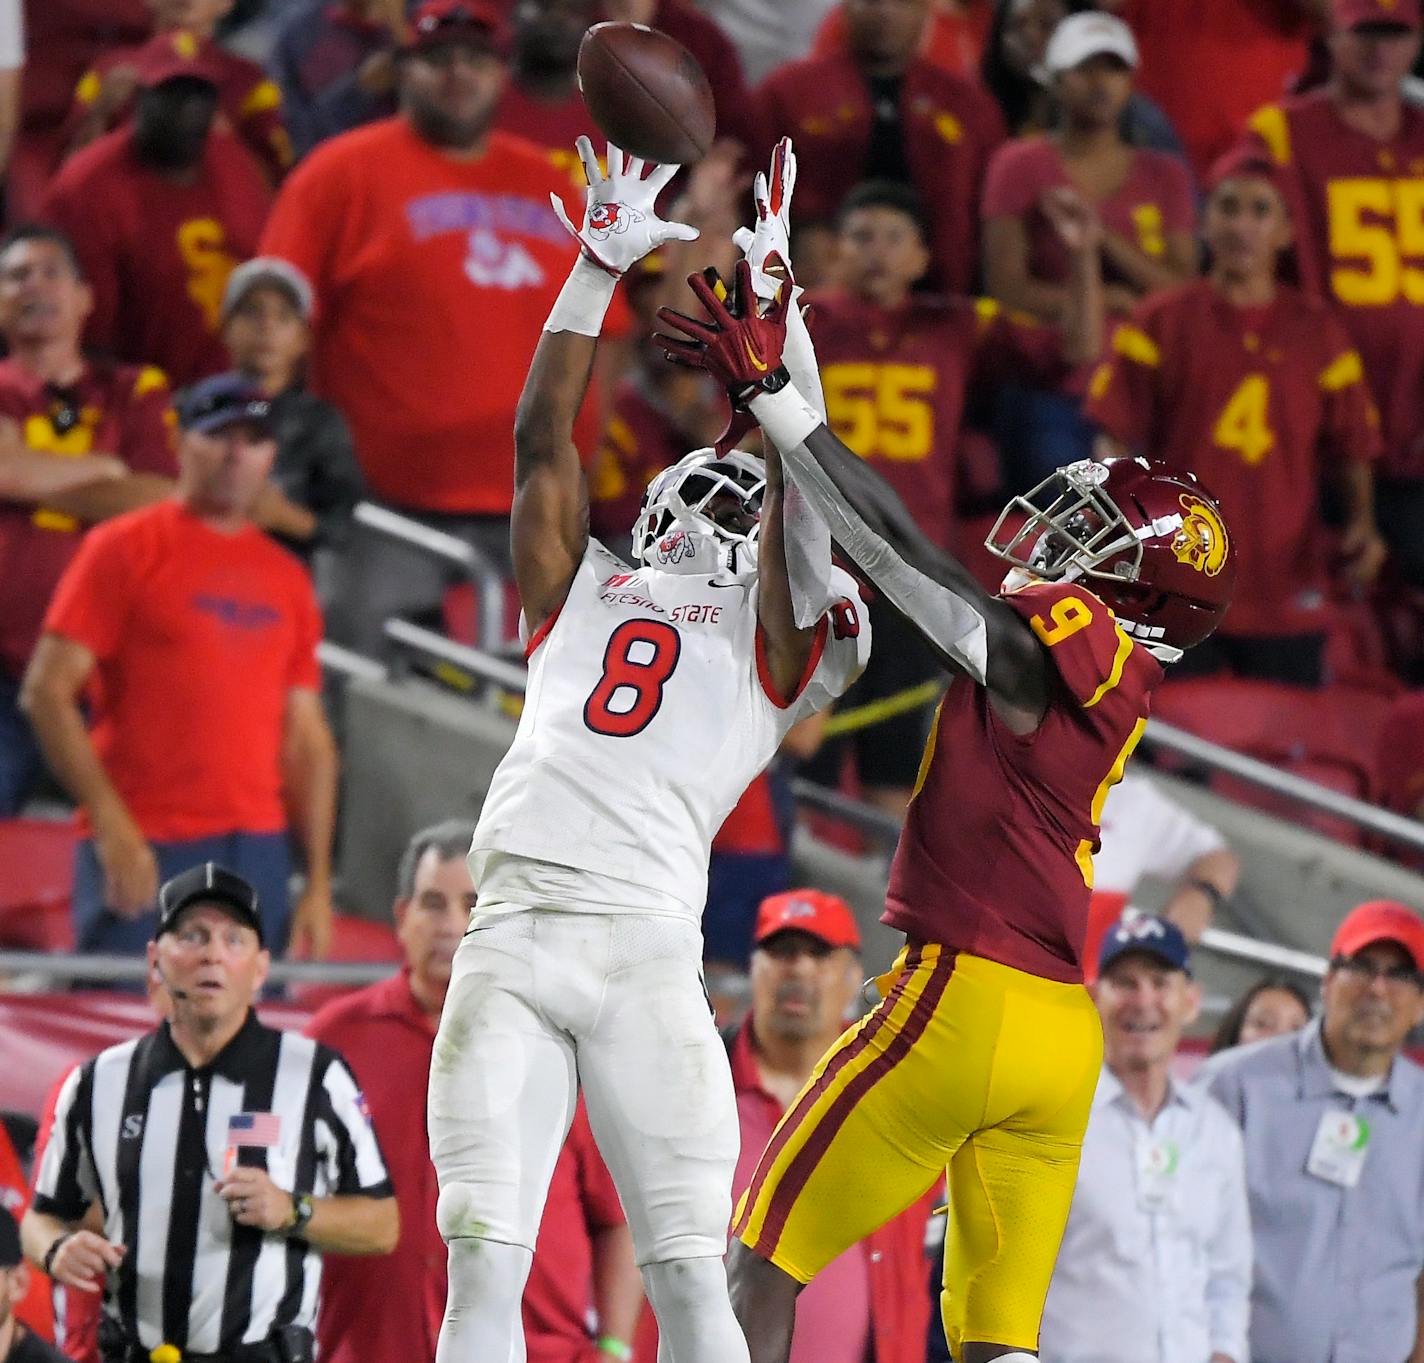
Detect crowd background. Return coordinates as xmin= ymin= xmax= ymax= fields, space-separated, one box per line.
xmin=1 ymin=0 xmax=1424 ymax=1361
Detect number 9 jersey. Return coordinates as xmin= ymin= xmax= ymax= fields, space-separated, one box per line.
xmin=470 ymin=539 xmax=870 ymax=920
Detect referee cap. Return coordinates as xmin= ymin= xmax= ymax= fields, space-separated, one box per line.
xmin=157 ymin=863 xmax=264 ymax=945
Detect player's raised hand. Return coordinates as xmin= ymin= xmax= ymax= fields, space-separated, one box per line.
xmin=551 ymin=136 xmax=699 ymax=277
xmin=733 ymin=137 xmax=798 ymax=303
xmin=655 ymin=259 xmax=791 ymax=402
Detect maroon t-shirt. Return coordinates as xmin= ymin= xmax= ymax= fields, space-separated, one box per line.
xmin=981 ymin=135 xmax=1196 ymax=288
xmin=0 ymin=357 xmax=175 ymax=678
xmin=809 ymin=289 xmax=1064 ymax=546
xmin=1241 ymin=91 xmax=1424 ymax=479
xmin=884 ymin=582 xmax=1162 ymax=982
xmin=1084 ymin=280 xmax=1381 ymax=636
xmin=39 ymin=128 xmax=273 ymax=386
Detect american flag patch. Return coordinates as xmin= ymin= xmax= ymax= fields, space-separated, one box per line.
xmin=227 ymin=1112 xmax=282 ymax=1148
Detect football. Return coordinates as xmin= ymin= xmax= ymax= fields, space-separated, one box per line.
xmin=577 ymin=22 xmax=716 ymax=166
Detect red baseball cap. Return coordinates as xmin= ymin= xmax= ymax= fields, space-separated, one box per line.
xmin=1333 ymin=0 xmax=1421 ymax=29
xmin=1330 ymin=900 xmax=1424 ymax=973
xmin=754 ymin=890 xmax=861 ymax=951
xmin=1206 ymin=146 xmax=1289 ymax=202
xmin=406 ymin=0 xmax=510 ymax=55
xmin=131 ymin=31 xmax=223 ymax=88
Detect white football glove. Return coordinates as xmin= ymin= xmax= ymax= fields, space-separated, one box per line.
xmin=551 ymin=137 xmax=699 ymax=277
xmin=733 ymin=137 xmax=797 ymax=303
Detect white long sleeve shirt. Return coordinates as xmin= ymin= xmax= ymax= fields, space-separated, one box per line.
xmin=1040 ymin=1066 xmax=1253 ymax=1363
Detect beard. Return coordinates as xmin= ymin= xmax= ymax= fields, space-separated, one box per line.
xmin=404 ymin=93 xmax=494 ymax=151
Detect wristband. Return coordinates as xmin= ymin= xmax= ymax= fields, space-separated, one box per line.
xmin=596 ymin=1338 xmax=633 ymax=1361
xmin=1186 ymin=879 xmax=1226 ymax=913
xmin=544 ymin=255 xmax=619 ymax=337
xmin=748 ymin=383 xmax=822 ymax=453
xmin=43 ymin=1231 xmax=75 ymax=1275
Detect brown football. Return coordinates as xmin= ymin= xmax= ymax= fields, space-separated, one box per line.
xmin=577 ymin=22 xmax=716 ymax=166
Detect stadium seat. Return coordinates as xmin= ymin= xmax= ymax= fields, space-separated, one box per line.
xmin=286 ymin=913 xmax=403 ymax=1007
xmin=0 ymin=819 xmax=76 ymax=953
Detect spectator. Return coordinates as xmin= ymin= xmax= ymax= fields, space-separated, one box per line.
xmin=492 ymin=0 xmax=600 ymax=168
xmin=722 ymin=890 xmax=936 ymax=1363
xmin=21 ymin=864 xmax=398 ymax=1363
xmin=0 ymin=1114 xmax=56 ymax=1349
xmin=0 ymin=225 xmax=177 ymax=816
xmin=1207 ymin=899 xmax=1424 ymax=1363
xmin=0 ymin=1209 xmax=68 ymax=1363
xmin=802 ymin=177 xmax=1103 ymax=813
xmin=697 ymin=0 xmax=841 ymax=86
xmin=39 ymin=40 xmax=273 ymax=387
xmin=260 ymin=0 xmax=623 ymax=655
xmin=10 ymin=1 xmax=149 ymax=222
xmin=1084 ymin=151 xmax=1385 ymax=686
xmin=309 ymin=820 xmax=642 ymax=1363
xmin=982 ymin=11 xmax=1196 ymax=478
xmin=1241 ymin=0 xmax=1424 ymax=594
xmin=20 ymin=376 xmax=338 ymax=958
xmin=1088 ymin=770 xmax=1241 ymax=956
xmin=1210 ymin=975 xmax=1312 ymax=1054
xmin=0 ymin=1 xmax=22 ymax=184
xmin=1109 ymin=0 xmax=1319 ymax=180
xmin=220 ymin=257 xmax=365 ymax=567
xmin=979 ymin=0 xmax=1184 ymax=153
xmin=1039 ymin=915 xmax=1252 ymax=1363
xmin=815 ymin=0 xmax=995 ymax=79
xmin=62 ymin=4 xmax=292 ymax=182
xmin=754 ymin=0 xmax=1006 ymax=292
xmin=271 ymin=0 xmax=407 ymax=158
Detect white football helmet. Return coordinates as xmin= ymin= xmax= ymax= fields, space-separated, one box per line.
xmin=631 ymin=448 xmax=767 ymax=576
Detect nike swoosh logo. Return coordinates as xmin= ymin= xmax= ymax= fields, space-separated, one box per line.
xmin=708 ymin=579 xmax=747 ymax=589
xmin=743 ymin=337 xmax=768 ymax=373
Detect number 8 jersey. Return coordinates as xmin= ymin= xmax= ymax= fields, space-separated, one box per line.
xmin=470 ymin=539 xmax=870 ymax=921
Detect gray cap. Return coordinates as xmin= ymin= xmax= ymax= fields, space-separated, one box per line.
xmin=222 ymin=257 xmax=314 ymax=323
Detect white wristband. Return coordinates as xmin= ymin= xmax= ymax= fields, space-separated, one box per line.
xmin=749 ymin=385 xmax=822 ymax=453
xmin=543 ymin=256 xmax=618 ymax=337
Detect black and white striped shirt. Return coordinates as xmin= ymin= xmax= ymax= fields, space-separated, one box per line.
xmin=32 ymin=1012 xmax=392 ymax=1356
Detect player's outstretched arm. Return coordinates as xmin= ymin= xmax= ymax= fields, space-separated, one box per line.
xmin=514 ymin=139 xmax=698 ymax=634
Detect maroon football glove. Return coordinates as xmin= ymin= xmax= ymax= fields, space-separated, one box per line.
xmin=655 ymin=259 xmax=792 ymax=405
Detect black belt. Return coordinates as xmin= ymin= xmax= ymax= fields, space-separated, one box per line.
xmin=101 ymin=1325 xmax=312 ymax=1363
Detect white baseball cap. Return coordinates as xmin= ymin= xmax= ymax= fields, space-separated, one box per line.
xmin=1044 ymin=12 xmax=1139 ymax=76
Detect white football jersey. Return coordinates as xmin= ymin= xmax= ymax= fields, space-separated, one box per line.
xmin=470 ymin=538 xmax=869 ymax=919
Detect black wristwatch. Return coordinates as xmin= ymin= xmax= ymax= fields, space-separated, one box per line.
xmin=731 ymin=364 xmax=793 ymax=408
xmin=43 ymin=1231 xmax=74 ymax=1274
xmin=286 ymin=1194 xmax=314 ymax=1236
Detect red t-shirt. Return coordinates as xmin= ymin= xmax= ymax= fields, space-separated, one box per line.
xmin=259 ymin=118 xmax=626 ymax=514
xmin=809 ymin=290 xmax=1064 ymax=546
xmin=42 ymin=499 xmax=322 ymax=842
xmin=885 ymin=581 xmax=1162 ymax=982
xmin=493 ymin=81 xmax=600 ymax=173
xmin=67 ymin=36 xmax=293 ymax=181
xmin=0 ymin=358 xmax=176 ymax=678
xmin=1083 ymin=280 xmax=1381 ymax=636
xmin=754 ymin=52 xmax=1005 ymax=293
xmin=981 ymin=135 xmax=1195 ymax=288
xmin=39 ymin=129 xmax=273 ymax=387
xmin=1121 ymin=0 xmax=1313 ymax=180
xmin=1241 ymin=91 xmax=1424 ymax=479
xmin=308 ymin=972 xmax=625 ymax=1363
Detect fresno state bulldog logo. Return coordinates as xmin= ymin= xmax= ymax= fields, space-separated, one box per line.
xmin=656 ymin=528 xmax=696 ymax=565
xmin=1171 ymin=495 xmax=1230 ymax=577
xmin=588 ymin=201 xmax=644 ymax=240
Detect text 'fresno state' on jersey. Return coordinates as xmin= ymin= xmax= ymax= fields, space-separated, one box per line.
xmin=885 ymin=580 xmax=1163 ymax=982
xmin=471 ymin=539 xmax=870 ymax=919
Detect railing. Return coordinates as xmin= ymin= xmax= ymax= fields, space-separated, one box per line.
xmin=0 ymin=952 xmax=393 ymax=986
xmin=353 ymin=501 xmax=508 ymax=653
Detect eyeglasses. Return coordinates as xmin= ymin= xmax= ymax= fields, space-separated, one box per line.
xmin=1332 ymin=956 xmax=1424 ymax=988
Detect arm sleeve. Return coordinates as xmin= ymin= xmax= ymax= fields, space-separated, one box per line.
xmin=42 ymin=526 xmax=139 ymax=660
xmin=236 ymin=74 xmax=294 ymax=177
xmin=30 ymin=1065 xmax=98 ymax=1222
xmin=1206 ymin=1058 xmax=1248 ymax=1126
xmin=1107 ymin=774 xmax=1226 ymax=882
xmin=314 ymin=1052 xmax=393 ymax=1197
xmin=1204 ymin=1107 xmax=1254 ymax=1363
xmin=1081 ymin=309 xmax=1163 ymax=450
xmin=258 ymin=149 xmax=345 ymax=302
xmin=120 ymin=368 xmax=179 ymax=476
xmin=1316 ymin=320 xmax=1383 ymax=466
xmin=788 ymin=567 xmax=873 ymax=719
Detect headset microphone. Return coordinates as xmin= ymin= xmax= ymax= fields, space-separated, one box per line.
xmin=154 ymin=961 xmax=190 ymax=1002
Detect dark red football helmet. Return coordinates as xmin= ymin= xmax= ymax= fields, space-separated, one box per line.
xmin=985 ymin=458 xmax=1236 ymax=658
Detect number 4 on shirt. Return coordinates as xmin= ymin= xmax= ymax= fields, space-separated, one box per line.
xmin=1213 ymin=374 xmax=1274 ymax=466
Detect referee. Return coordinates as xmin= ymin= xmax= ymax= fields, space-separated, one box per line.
xmin=20 ymin=865 xmax=398 ymax=1363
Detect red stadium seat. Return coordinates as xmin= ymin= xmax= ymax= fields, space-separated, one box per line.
xmin=0 ymin=818 xmax=76 ymax=952
xmin=286 ymin=914 xmax=403 ymax=1007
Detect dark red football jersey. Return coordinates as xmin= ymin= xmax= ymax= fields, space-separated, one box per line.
xmin=1084 ymin=280 xmax=1379 ymax=637
xmin=1241 ymin=91 xmax=1424 ymax=479
xmin=883 ymin=581 xmax=1162 ymax=983
xmin=809 ymin=290 xmax=1063 ymax=547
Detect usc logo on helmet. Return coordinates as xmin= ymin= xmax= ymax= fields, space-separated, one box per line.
xmin=1171 ymin=495 xmax=1230 ymax=577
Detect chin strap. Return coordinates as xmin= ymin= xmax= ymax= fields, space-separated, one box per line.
xmin=749 ymin=384 xmax=989 ymax=685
